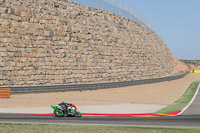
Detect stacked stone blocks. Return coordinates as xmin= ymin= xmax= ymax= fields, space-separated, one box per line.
xmin=0 ymin=0 xmax=173 ymax=87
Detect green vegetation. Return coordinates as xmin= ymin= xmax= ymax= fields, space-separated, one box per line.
xmin=155 ymin=81 xmax=200 ymax=114
xmin=0 ymin=123 xmax=200 ymax=133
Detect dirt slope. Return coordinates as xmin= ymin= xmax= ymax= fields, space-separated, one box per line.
xmin=172 ymin=57 xmax=188 ymax=73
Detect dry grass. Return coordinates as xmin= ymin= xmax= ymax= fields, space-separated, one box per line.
xmin=0 ymin=123 xmax=200 ymax=133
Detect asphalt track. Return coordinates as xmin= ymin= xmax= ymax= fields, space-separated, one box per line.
xmin=0 ymin=83 xmax=200 ymax=128
xmin=0 ymin=96 xmax=200 ymax=128
xmin=181 ymin=84 xmax=200 ymax=116
xmin=0 ymin=114 xmax=200 ymax=128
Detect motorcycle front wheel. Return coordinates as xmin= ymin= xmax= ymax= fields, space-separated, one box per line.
xmin=75 ymin=111 xmax=82 ymax=118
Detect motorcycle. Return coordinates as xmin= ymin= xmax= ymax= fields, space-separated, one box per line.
xmin=51 ymin=102 xmax=82 ymax=117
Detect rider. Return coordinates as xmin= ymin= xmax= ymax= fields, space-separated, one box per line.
xmin=67 ymin=104 xmax=77 ymax=115
xmin=58 ymin=102 xmax=77 ymax=115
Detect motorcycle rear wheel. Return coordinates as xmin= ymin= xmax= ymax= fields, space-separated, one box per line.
xmin=54 ymin=109 xmax=65 ymax=117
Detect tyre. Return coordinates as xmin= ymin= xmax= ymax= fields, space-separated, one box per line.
xmin=54 ymin=109 xmax=65 ymax=117
xmin=75 ymin=111 xmax=82 ymax=118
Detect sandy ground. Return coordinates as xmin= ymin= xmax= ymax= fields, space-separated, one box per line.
xmin=172 ymin=57 xmax=188 ymax=73
xmin=0 ymin=73 xmax=199 ymax=113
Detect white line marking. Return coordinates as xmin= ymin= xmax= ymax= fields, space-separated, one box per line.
xmin=177 ymin=83 xmax=200 ymax=116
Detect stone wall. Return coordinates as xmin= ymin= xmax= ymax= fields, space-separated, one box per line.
xmin=0 ymin=0 xmax=173 ymax=87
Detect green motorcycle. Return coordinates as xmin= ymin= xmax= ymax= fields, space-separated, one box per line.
xmin=51 ymin=102 xmax=82 ymax=117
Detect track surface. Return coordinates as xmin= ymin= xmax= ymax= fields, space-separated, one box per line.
xmin=182 ymin=84 xmax=200 ymax=115
xmin=0 ymin=83 xmax=200 ymax=127
xmin=0 ymin=92 xmax=200 ymax=128
xmin=0 ymin=114 xmax=200 ymax=128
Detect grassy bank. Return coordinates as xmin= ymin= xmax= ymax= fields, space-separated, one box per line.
xmin=0 ymin=123 xmax=200 ymax=133
xmin=155 ymin=81 xmax=200 ymax=114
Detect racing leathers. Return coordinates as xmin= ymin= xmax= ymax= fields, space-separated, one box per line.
xmin=58 ymin=102 xmax=77 ymax=115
